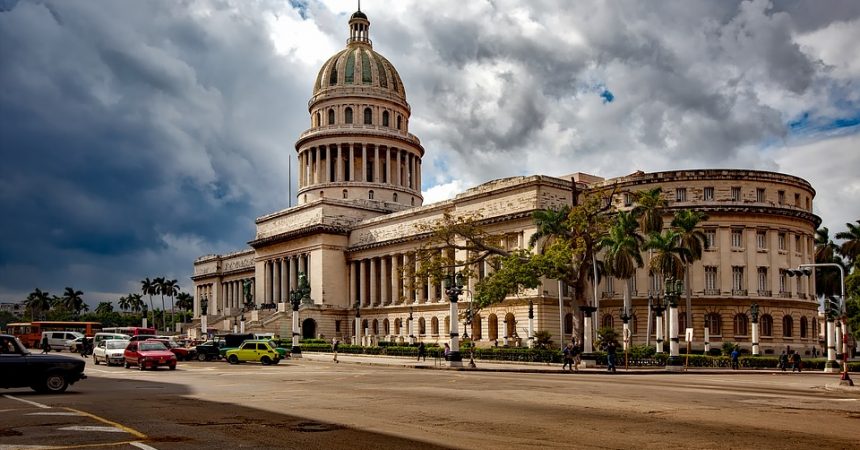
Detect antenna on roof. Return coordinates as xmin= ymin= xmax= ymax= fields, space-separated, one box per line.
xmin=357 ymin=0 xmax=361 ymax=12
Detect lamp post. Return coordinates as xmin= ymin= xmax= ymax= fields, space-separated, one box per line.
xmin=232 ymin=316 xmax=238 ymax=333
xmin=407 ymin=307 xmax=415 ymax=345
xmin=445 ymin=272 xmax=465 ymax=366
xmin=289 ymin=272 xmax=311 ymax=358
xmin=750 ymin=302 xmax=760 ymax=356
xmin=664 ymin=277 xmax=684 ymax=371
xmin=787 ymin=264 xmax=849 ymax=384
xmin=527 ymin=300 xmax=535 ymax=349
xmin=200 ymin=294 xmax=208 ymax=338
xmin=650 ymin=296 xmax=665 ymax=354
xmin=620 ymin=307 xmax=632 ymax=370
xmin=354 ymin=303 xmax=362 ymax=347
xmin=240 ymin=313 xmax=246 ymax=334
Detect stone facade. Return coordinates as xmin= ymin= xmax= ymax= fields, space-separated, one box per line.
xmin=191 ymin=11 xmax=822 ymax=356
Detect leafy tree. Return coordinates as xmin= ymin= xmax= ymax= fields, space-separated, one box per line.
xmin=595 ymin=326 xmax=620 ymax=351
xmin=529 ymin=206 xmax=572 ymax=251
xmin=95 ymin=301 xmax=114 ymax=315
xmin=633 ymin=187 xmax=667 ymax=235
xmin=533 ymin=330 xmax=554 ymax=350
xmin=671 ymin=209 xmax=709 ymax=327
xmin=599 ymin=210 xmax=644 ymax=317
xmin=814 ymin=227 xmax=844 ymax=296
xmin=118 ymin=295 xmax=130 ymax=312
xmin=175 ymin=292 xmax=193 ymax=313
xmin=835 ymin=220 xmax=860 ymax=268
xmin=127 ymin=293 xmax=144 ymax=313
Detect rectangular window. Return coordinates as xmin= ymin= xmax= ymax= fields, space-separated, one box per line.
xmin=794 ymin=235 xmax=801 ymax=253
xmin=794 ymin=193 xmax=800 ymax=207
xmin=731 ymin=187 xmax=741 ymax=201
xmin=335 ymin=320 xmax=341 ymax=333
xmin=806 ymin=197 xmax=810 ymax=210
xmin=779 ymin=270 xmax=788 ymax=293
xmin=605 ymin=277 xmax=614 ymax=295
xmin=778 ymin=233 xmax=786 ymax=251
xmin=757 ymin=267 xmax=768 ymax=292
xmin=778 ymin=190 xmax=785 ymax=205
xmin=675 ymin=188 xmax=687 ymax=202
xmin=703 ymin=187 xmax=714 ymax=201
xmin=705 ymin=229 xmax=716 ymax=249
xmin=756 ymin=188 xmax=766 ymax=203
xmin=732 ymin=266 xmax=745 ymax=291
xmin=704 ymin=266 xmax=718 ymax=292
xmin=623 ymin=193 xmax=632 ymax=207
xmin=731 ymin=229 xmax=743 ymax=248
xmin=650 ymin=274 xmax=662 ymax=294
xmin=756 ymin=231 xmax=767 ymax=250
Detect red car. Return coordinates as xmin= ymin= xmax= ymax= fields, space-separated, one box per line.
xmin=151 ymin=338 xmax=196 ymax=361
xmin=123 ymin=340 xmax=177 ymax=371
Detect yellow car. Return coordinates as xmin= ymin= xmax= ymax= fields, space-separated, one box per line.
xmin=224 ymin=340 xmax=281 ymax=365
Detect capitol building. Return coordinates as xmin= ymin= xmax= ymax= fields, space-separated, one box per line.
xmin=192 ymin=9 xmax=821 ymax=356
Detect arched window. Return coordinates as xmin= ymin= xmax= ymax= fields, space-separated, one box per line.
xmin=342 ymin=189 xmax=348 ymax=199
xmin=419 ymin=317 xmax=426 ymax=335
xmin=372 ymin=319 xmax=379 ymax=335
xmin=602 ymin=314 xmax=614 ymax=328
xmin=368 ymin=190 xmax=374 ymax=200
xmin=394 ymin=318 xmax=401 ymax=335
xmin=382 ymin=111 xmax=390 ymax=127
xmin=800 ymin=317 xmax=808 ymax=338
xmin=315 ymin=112 xmax=321 ymax=127
xmin=733 ymin=314 xmax=748 ymax=336
xmin=705 ymin=313 xmax=722 ymax=336
xmin=782 ymin=315 xmax=793 ymax=337
xmin=678 ymin=311 xmax=687 ymax=334
xmin=361 ymin=319 xmax=368 ymax=333
xmin=411 ymin=197 xmax=415 ymax=206
xmin=472 ymin=314 xmax=482 ymax=340
xmin=345 ymin=107 xmax=353 ymax=124
xmin=563 ymin=313 xmax=573 ymax=334
xmin=364 ymin=107 xmax=372 ymax=124
xmin=328 ymin=109 xmax=335 ymax=125
xmin=383 ymin=318 xmax=390 ymax=335
xmin=630 ymin=314 xmax=638 ymax=335
xmin=761 ymin=314 xmax=773 ymax=336
xmin=397 ymin=115 xmax=402 ymax=130
xmin=488 ymin=314 xmax=498 ymax=340
xmin=504 ymin=313 xmax=516 ymax=338
xmin=393 ymin=193 xmax=398 ymax=202
xmin=431 ymin=317 xmax=439 ymax=335
xmin=444 ymin=316 xmax=450 ymax=335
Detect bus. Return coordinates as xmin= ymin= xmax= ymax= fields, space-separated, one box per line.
xmin=6 ymin=321 xmax=102 ymax=348
xmin=100 ymin=326 xmax=156 ymax=337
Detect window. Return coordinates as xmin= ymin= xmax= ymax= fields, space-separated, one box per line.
xmin=393 ymin=193 xmax=398 ymax=202
xmin=733 ymin=314 xmax=748 ymax=336
xmin=563 ymin=313 xmax=573 ymax=334
xmin=756 ymin=231 xmax=767 ymax=250
xmin=778 ymin=233 xmax=786 ymax=251
xmin=431 ymin=317 xmax=439 ymax=335
xmin=602 ymin=314 xmax=614 ymax=328
xmin=782 ymin=315 xmax=793 ymax=337
xmin=705 ymin=313 xmax=721 ymax=336
xmin=384 ymin=319 xmax=390 ymax=335
xmin=345 ymin=107 xmax=353 ymax=124
xmin=794 ymin=235 xmax=801 ymax=253
xmin=650 ymin=273 xmax=662 ymax=294
xmin=761 ymin=314 xmax=773 ymax=336
xmin=315 ymin=112 xmax=321 ymax=127
xmin=382 ymin=111 xmax=389 ymax=127
xmin=397 ymin=115 xmax=402 ymax=130
xmin=676 ymin=188 xmax=687 ymax=202
xmin=364 ymin=107 xmax=372 ymax=125
xmin=800 ymin=317 xmax=808 ymax=338
xmin=604 ymin=276 xmax=614 ymax=296
xmin=705 ymin=229 xmax=716 ymax=249
xmin=794 ymin=193 xmax=800 ymax=207
xmin=757 ymin=267 xmax=768 ymax=293
xmin=732 ymin=266 xmax=745 ymax=291
xmin=624 ymin=193 xmax=632 ymax=207
xmin=368 ymin=190 xmax=374 ymax=200
xmin=335 ymin=320 xmax=341 ymax=333
xmin=630 ymin=314 xmax=638 ymax=334
xmin=731 ymin=229 xmax=743 ymax=248
xmin=419 ymin=317 xmax=426 ymax=335
xmin=328 ymin=109 xmax=335 ymax=125
xmin=756 ymin=188 xmax=765 ymax=203
xmin=704 ymin=187 xmax=714 ymax=201
xmin=342 ymin=189 xmax=348 ymax=199
xmin=779 ymin=270 xmax=788 ymax=294
xmin=731 ymin=187 xmax=741 ymax=201
xmin=806 ymin=197 xmax=810 ymax=210
xmin=778 ymin=190 xmax=785 ymax=205
xmin=704 ymin=267 xmax=718 ymax=293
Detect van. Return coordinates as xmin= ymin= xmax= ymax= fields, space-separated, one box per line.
xmin=93 ymin=332 xmax=131 ymax=346
xmin=41 ymin=331 xmax=84 ymax=351
xmin=253 ymin=333 xmax=275 ymax=340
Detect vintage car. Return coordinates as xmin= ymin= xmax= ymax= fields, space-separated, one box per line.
xmin=151 ymin=338 xmax=196 ymax=361
xmin=0 ymin=334 xmax=87 ymax=393
xmin=194 ymin=340 xmax=227 ymax=361
xmin=92 ymin=339 xmax=128 ymax=366
xmin=123 ymin=340 xmax=176 ymax=370
xmin=224 ymin=340 xmax=281 ymax=365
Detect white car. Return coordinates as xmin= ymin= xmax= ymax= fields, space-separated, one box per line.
xmin=93 ymin=339 xmax=129 ymax=366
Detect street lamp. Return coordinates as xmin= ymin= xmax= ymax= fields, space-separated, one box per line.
xmin=649 ymin=295 xmax=666 ymax=354
xmin=408 ymin=307 xmax=415 ymax=345
xmin=289 ymin=272 xmax=311 ymax=358
xmin=619 ymin=306 xmax=632 ymax=370
xmin=445 ymin=272 xmax=465 ymax=366
xmin=787 ymin=264 xmax=851 ymax=385
xmin=527 ymin=300 xmax=535 ymax=349
xmin=663 ymin=277 xmax=684 ymax=371
xmin=750 ymin=302 xmax=760 ymax=356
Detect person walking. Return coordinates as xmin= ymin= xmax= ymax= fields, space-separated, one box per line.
xmin=417 ymin=342 xmax=427 ymax=362
xmin=730 ymin=347 xmax=740 ymax=370
xmin=779 ymin=350 xmax=788 ymax=372
xmin=332 ymin=338 xmax=339 ymax=363
xmin=40 ymin=334 xmax=50 ymax=354
xmin=443 ymin=343 xmax=451 ymax=361
xmin=606 ymin=341 xmax=617 ymax=373
xmin=562 ymin=343 xmax=574 ymax=372
xmin=791 ymin=351 xmax=802 ymax=372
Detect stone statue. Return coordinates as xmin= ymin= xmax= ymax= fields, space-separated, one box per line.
xmin=242 ymin=279 xmax=254 ymax=308
xmin=201 ymin=297 xmax=208 ymax=316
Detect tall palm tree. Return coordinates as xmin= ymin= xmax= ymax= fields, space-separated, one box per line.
xmin=154 ymin=277 xmax=167 ymax=332
xmin=671 ymin=209 xmax=709 ymax=327
xmin=141 ymin=278 xmax=156 ymax=327
xmin=529 ymin=206 xmax=572 ymax=251
xmin=128 ymin=293 xmax=144 ymax=313
xmin=25 ymin=288 xmax=52 ymax=321
xmin=835 ymin=220 xmax=860 ymax=268
xmin=814 ymin=227 xmax=841 ymax=296
xmin=163 ymin=279 xmax=180 ymax=328
xmin=643 ymin=230 xmax=689 ymax=281
xmin=95 ymin=301 xmax=113 ymax=315
xmin=599 ymin=211 xmax=644 ymax=318
xmin=175 ymin=292 xmax=193 ymax=323
xmin=117 ymin=295 xmax=130 ymax=313
xmin=633 ymin=188 xmax=667 ymax=235
xmin=62 ymin=287 xmax=85 ymax=317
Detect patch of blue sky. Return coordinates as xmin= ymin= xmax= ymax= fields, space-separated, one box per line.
xmin=289 ymin=0 xmax=309 ymax=20
xmin=787 ymin=110 xmax=860 ymax=137
xmin=600 ymin=89 xmax=614 ymax=104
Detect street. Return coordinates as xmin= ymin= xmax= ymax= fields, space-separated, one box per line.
xmin=1 ymin=356 xmax=858 ymax=449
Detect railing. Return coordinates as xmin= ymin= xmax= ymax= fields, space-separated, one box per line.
xmin=704 ymin=289 xmax=720 ymax=296
xmin=298 ymin=124 xmax=421 ymax=145
xmin=732 ymin=289 xmax=748 ymax=296
xmin=779 ymin=291 xmax=792 ymax=298
xmin=601 ymin=291 xmax=615 ymax=299
xmin=757 ymin=290 xmax=772 ymax=297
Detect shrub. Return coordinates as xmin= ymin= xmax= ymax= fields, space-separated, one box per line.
xmin=721 ymin=342 xmax=736 ymax=356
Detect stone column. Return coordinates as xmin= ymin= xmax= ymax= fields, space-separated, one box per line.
xmin=369 ymin=258 xmax=377 ymax=306
xmin=374 ymin=145 xmax=380 ymax=183
xmin=666 ymin=305 xmax=682 ymax=371
xmin=581 ymin=306 xmax=595 ymax=354
xmin=298 ymin=253 xmax=306 ymax=277
xmin=704 ymin=327 xmax=711 ymax=353
xmin=349 ymin=143 xmax=355 ymax=182
xmin=380 ymin=256 xmax=388 ymax=305
xmin=397 ymin=149 xmax=403 ymax=187
xmin=355 ymin=312 xmax=362 ymax=347
xmin=449 ymin=300 xmax=462 ymax=367
xmin=655 ymin=311 xmax=664 ymax=353
xmin=835 ymin=321 xmax=844 ymax=360
xmin=349 ymin=261 xmax=357 ymax=307
xmin=264 ymin=261 xmax=271 ymax=304
xmin=281 ymin=259 xmax=288 ymax=303
xmin=826 ymin=318 xmax=838 ymax=372
xmin=273 ymin=259 xmax=280 ymax=305
xmin=391 ymin=254 xmax=400 ymax=304
xmin=359 ymin=259 xmax=367 ymax=307
xmin=336 ymin=145 xmax=343 ymax=182
xmin=290 ymin=256 xmax=298 ymax=293
xmin=751 ymin=321 xmax=760 ymax=356
xmin=416 ymin=256 xmax=424 ymax=304
xmin=315 ymin=148 xmax=322 ymax=185
xmin=428 ymin=274 xmax=436 ymax=304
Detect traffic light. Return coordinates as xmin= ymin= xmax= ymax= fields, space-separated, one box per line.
xmin=825 ymin=296 xmax=842 ymax=320
xmin=786 ymin=267 xmax=812 ymax=277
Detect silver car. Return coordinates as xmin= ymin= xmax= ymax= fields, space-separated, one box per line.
xmin=92 ymin=339 xmax=129 ymax=366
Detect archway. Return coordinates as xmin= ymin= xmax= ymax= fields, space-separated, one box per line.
xmin=505 ymin=313 xmax=516 ymax=338
xmin=472 ymin=314 xmax=482 ymax=340
xmin=383 ymin=318 xmax=390 ymax=335
xmin=372 ymin=319 xmax=379 ymax=335
xmin=301 ymin=318 xmax=316 ymax=339
xmin=394 ymin=318 xmax=401 ymax=335
xmin=431 ymin=317 xmax=439 ymax=335
xmin=488 ymin=314 xmax=498 ymax=341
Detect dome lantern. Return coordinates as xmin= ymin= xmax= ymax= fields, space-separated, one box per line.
xmin=348 ymin=6 xmax=371 ymax=47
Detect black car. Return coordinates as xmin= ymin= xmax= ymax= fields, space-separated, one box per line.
xmin=0 ymin=334 xmax=87 ymax=393
xmin=193 ymin=340 xmax=226 ymax=361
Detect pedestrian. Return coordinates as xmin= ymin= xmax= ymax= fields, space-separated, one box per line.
xmin=779 ymin=350 xmax=788 ymax=371
xmin=562 ymin=343 xmax=574 ymax=371
xmin=443 ymin=343 xmax=451 ymax=361
xmin=730 ymin=347 xmax=740 ymax=370
xmin=332 ymin=338 xmax=339 ymax=363
xmin=606 ymin=341 xmax=617 ymax=373
xmin=417 ymin=342 xmax=427 ymax=362
xmin=41 ymin=334 xmax=50 ymax=354
xmin=791 ymin=351 xmax=802 ymax=372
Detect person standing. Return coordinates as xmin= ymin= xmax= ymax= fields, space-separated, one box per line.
xmin=791 ymin=351 xmax=802 ymax=372
xmin=562 ymin=343 xmax=574 ymax=371
xmin=417 ymin=342 xmax=427 ymax=362
xmin=730 ymin=347 xmax=740 ymax=370
xmin=443 ymin=343 xmax=451 ymax=361
xmin=606 ymin=341 xmax=617 ymax=373
xmin=41 ymin=334 xmax=50 ymax=354
xmin=779 ymin=350 xmax=788 ymax=371
xmin=332 ymin=338 xmax=339 ymax=363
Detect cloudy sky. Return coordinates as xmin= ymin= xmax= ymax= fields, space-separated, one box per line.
xmin=1 ymin=0 xmax=858 ymax=308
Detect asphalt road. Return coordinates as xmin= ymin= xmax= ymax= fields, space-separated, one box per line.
xmin=2 ymin=356 xmax=859 ymax=449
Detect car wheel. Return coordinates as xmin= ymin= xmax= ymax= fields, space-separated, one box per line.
xmin=197 ymin=353 xmax=207 ymax=362
xmin=169 ymin=364 xmax=176 ymax=370
xmin=272 ymin=358 xmax=280 ymax=365
xmin=228 ymin=355 xmax=239 ymax=365
xmin=34 ymin=372 xmax=68 ymax=394
xmin=138 ymin=362 xmax=146 ymax=371
xmin=93 ymin=356 xmax=100 ymax=365
xmin=261 ymin=356 xmax=272 ymax=365
xmin=124 ymin=361 xmax=130 ymax=369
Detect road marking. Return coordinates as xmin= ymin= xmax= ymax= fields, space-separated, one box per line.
xmin=27 ymin=411 xmax=81 ymax=416
xmin=832 ymin=398 xmax=858 ymax=402
xmin=130 ymin=442 xmax=159 ymax=450
xmin=64 ymin=407 xmax=147 ymax=439
xmin=58 ymin=426 xmax=128 ymax=433
xmin=3 ymin=394 xmax=50 ymax=409
xmin=0 ymin=441 xmax=151 ymax=449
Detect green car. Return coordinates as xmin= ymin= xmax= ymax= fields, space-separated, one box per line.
xmin=224 ymin=340 xmax=281 ymax=365
xmin=266 ymin=340 xmax=290 ymax=359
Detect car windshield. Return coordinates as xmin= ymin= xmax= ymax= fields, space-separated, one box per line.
xmin=140 ymin=342 xmax=167 ymax=351
xmin=105 ymin=341 xmax=128 ymax=349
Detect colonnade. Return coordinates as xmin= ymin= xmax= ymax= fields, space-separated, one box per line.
xmin=220 ymin=278 xmax=254 ymax=311
xmin=349 ymin=250 xmax=455 ymax=308
xmin=298 ymin=143 xmax=420 ymax=191
xmin=261 ymin=253 xmax=310 ymax=304
xmin=195 ymin=283 xmax=214 ymax=317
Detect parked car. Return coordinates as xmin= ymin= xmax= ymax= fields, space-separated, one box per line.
xmin=0 ymin=334 xmax=87 ymax=393
xmin=224 ymin=340 xmax=281 ymax=365
xmin=92 ymin=339 xmax=128 ymax=366
xmin=68 ymin=336 xmax=94 ymax=355
xmin=93 ymin=332 xmax=131 ymax=347
xmin=43 ymin=331 xmax=84 ymax=352
xmin=151 ymin=338 xmax=196 ymax=361
xmin=194 ymin=340 xmax=226 ymax=361
xmin=266 ymin=340 xmax=290 ymax=359
xmin=123 ymin=340 xmax=176 ymax=370
xmin=128 ymin=334 xmax=158 ymax=342
xmin=216 ymin=333 xmax=254 ymax=358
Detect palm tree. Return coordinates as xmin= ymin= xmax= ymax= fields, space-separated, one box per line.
xmin=814 ymin=227 xmax=841 ymax=296
xmin=62 ymin=287 xmax=85 ymax=317
xmin=117 ymin=295 xmax=129 ymax=313
xmin=671 ymin=209 xmax=709 ymax=327
xmin=141 ymin=278 xmax=157 ymax=327
xmin=529 ymin=206 xmax=572 ymax=251
xmin=599 ymin=211 xmax=644 ymax=319
xmin=154 ymin=277 xmax=167 ymax=332
xmin=175 ymin=292 xmax=193 ymax=322
xmin=633 ymin=188 xmax=667 ymax=235
xmin=25 ymin=288 xmax=53 ymax=321
xmin=835 ymin=220 xmax=860 ymax=268
xmin=95 ymin=301 xmax=113 ymax=315
xmin=128 ymin=293 xmax=144 ymax=313
xmin=643 ymin=230 xmax=688 ymax=281
xmin=162 ymin=279 xmax=180 ymax=329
